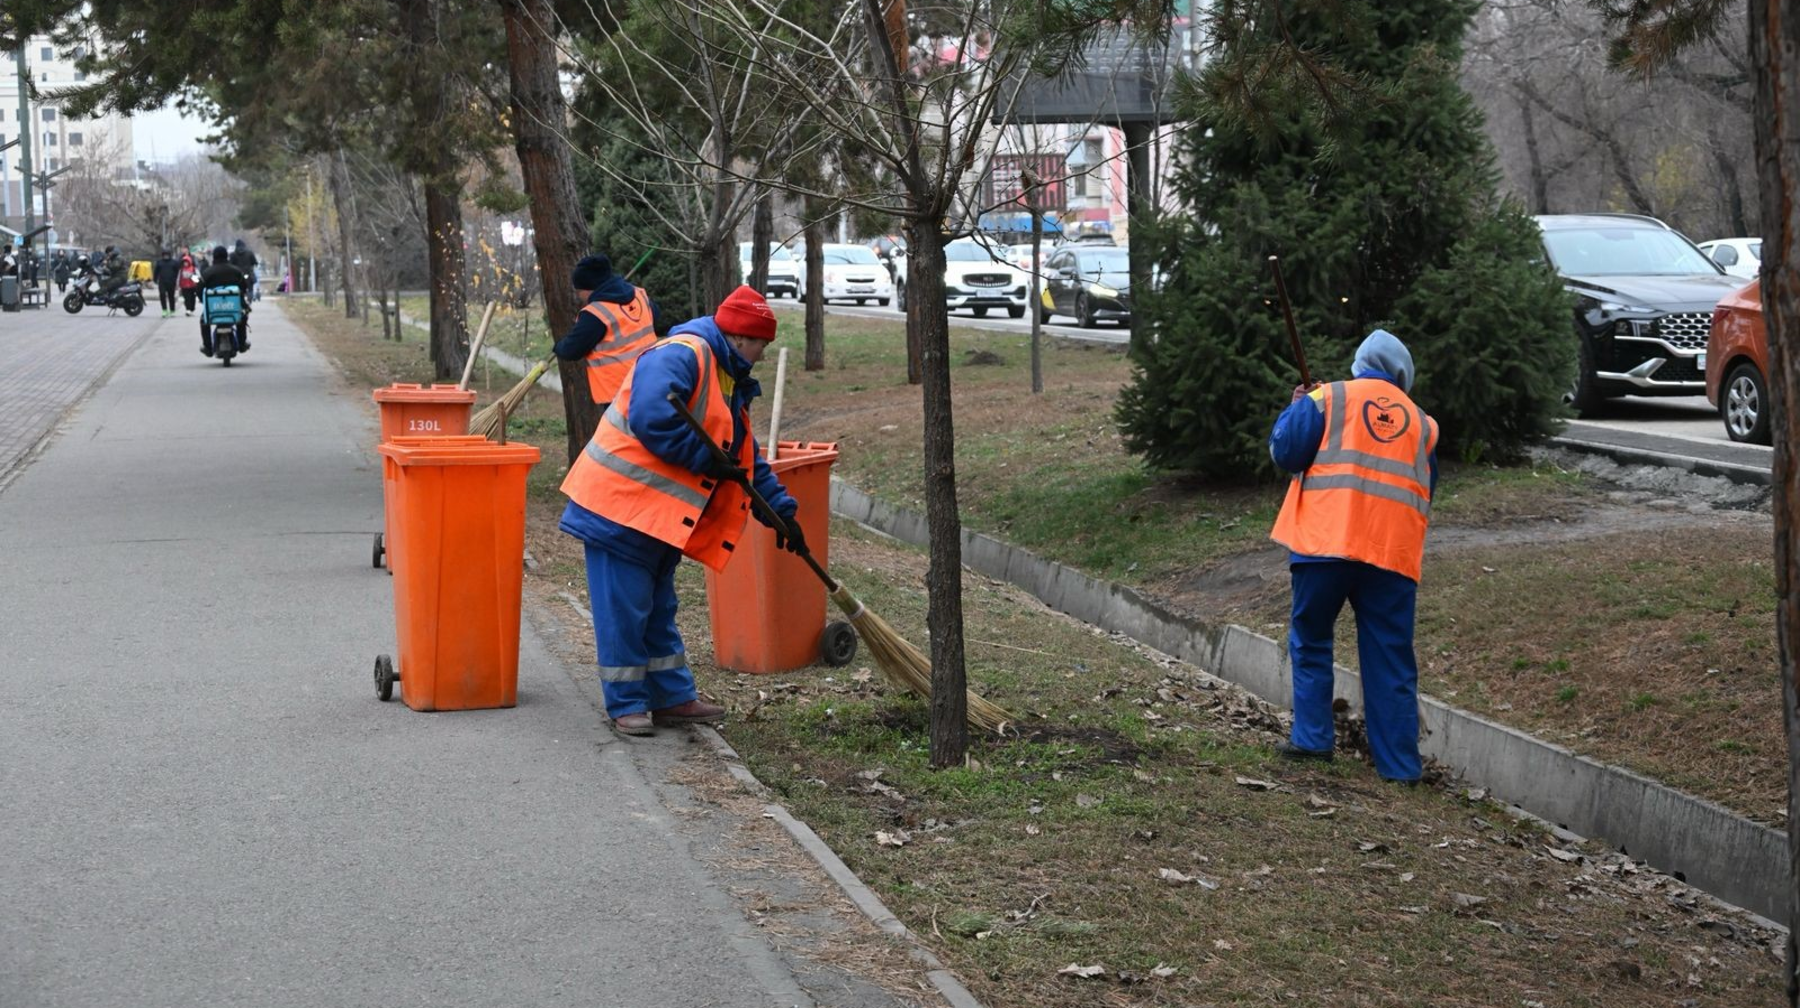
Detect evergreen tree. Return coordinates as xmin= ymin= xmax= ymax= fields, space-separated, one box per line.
xmin=1118 ymin=0 xmax=1572 ymax=473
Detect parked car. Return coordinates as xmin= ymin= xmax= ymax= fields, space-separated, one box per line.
xmin=1705 ymin=278 xmax=1773 ymax=445
xmin=1041 ymin=244 xmax=1132 ymax=327
xmin=1697 ymin=237 xmax=1762 ymax=280
xmin=816 ymin=244 xmax=893 ymax=306
xmin=869 ymin=235 xmax=906 ymax=281
xmin=1534 ymin=213 xmax=1741 ymax=413
xmin=739 ymin=242 xmax=801 ymax=299
xmin=895 ymin=240 xmax=1028 ymax=318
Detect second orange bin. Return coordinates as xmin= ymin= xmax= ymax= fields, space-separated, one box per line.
xmin=705 ymin=441 xmax=852 ymax=673
xmin=375 ymin=436 xmax=541 ymax=711
xmin=371 ymin=383 xmax=477 ymax=571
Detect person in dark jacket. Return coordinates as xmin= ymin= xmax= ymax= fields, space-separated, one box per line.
xmin=552 ymin=253 xmax=666 ymax=412
xmin=98 ymin=246 xmax=127 ymax=295
xmin=228 ymin=239 xmax=259 ymax=301
xmin=52 ymin=252 xmax=70 ymax=294
xmin=198 ymin=246 xmax=250 ymax=357
xmin=152 ymin=249 xmax=180 ymax=317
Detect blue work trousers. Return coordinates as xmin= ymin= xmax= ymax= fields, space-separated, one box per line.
xmin=584 ymin=542 xmax=698 ymax=718
xmin=1287 ymin=559 xmax=1422 ymax=782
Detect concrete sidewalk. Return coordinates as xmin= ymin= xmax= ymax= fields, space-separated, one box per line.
xmin=0 ymin=303 xmax=920 ymax=1008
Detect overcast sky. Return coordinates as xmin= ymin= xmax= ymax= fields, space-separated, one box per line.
xmin=133 ymin=103 xmax=213 ymax=162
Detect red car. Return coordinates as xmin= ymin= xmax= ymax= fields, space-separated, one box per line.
xmin=1705 ymin=279 xmax=1773 ymax=445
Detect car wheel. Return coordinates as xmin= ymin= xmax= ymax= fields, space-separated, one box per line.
xmin=896 ymin=284 xmax=907 ymax=312
xmin=877 ymin=298 xmax=890 ymax=307
xmin=1722 ymin=361 xmax=1772 ymax=445
xmin=854 ymin=298 xmax=865 ymax=305
xmin=1077 ymin=292 xmax=1097 ymax=329
xmin=1564 ymin=333 xmax=1606 ymax=416
xmin=1007 ymin=306 xmax=1025 ymax=319
xmin=973 ymin=306 xmax=989 ymax=318
xmin=1038 ymin=302 xmax=1052 ymax=325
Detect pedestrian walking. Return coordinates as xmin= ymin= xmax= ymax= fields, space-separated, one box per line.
xmin=229 ymin=239 xmax=259 ymax=301
xmin=558 ymin=285 xmax=802 ymax=737
xmin=1267 ymin=329 xmax=1439 ymax=784
xmin=52 ymin=252 xmax=70 ymax=294
xmin=178 ymin=251 xmax=201 ymax=315
xmin=551 ymin=253 xmax=664 ymax=412
xmin=153 ymin=248 xmax=180 ymax=317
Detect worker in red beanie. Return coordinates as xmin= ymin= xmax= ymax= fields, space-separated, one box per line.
xmin=559 ymin=284 xmax=801 ymax=736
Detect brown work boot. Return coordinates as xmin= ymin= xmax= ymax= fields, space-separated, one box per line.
xmin=612 ymin=712 xmax=654 ymax=736
xmin=652 ymin=699 xmax=726 ymax=725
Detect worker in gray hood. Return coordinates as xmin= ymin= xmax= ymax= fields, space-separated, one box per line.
xmin=1267 ymin=329 xmax=1439 ymax=783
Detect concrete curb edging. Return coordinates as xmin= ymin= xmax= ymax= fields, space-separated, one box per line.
xmin=1547 ymin=434 xmax=1772 ymax=486
xmin=828 ymin=480 xmax=1790 ymax=924
xmin=692 ymin=726 xmax=987 ymax=1008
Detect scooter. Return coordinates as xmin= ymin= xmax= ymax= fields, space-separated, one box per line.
xmin=63 ymin=271 xmax=147 ymax=317
xmin=202 ymin=286 xmax=247 ymax=367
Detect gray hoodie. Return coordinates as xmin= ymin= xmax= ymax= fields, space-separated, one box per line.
xmin=1351 ymin=328 xmax=1414 ymax=393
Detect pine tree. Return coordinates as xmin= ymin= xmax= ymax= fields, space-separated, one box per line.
xmin=1118 ymin=0 xmax=1572 ymax=473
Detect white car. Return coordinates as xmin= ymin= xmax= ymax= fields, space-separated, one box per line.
xmin=895 ymin=240 xmax=1029 ymax=318
xmin=816 ymin=244 xmax=893 ymax=305
xmin=1697 ymin=237 xmax=1761 ymax=279
xmin=739 ymin=242 xmax=801 ymax=298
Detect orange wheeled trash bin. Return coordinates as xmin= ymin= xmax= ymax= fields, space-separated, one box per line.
xmin=372 ymin=436 xmax=541 ymax=711
xmin=705 ymin=441 xmax=857 ymax=673
xmin=369 ymin=383 xmax=477 ymax=571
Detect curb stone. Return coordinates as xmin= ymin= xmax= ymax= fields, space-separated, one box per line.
xmin=693 ymin=725 xmax=987 ymax=1008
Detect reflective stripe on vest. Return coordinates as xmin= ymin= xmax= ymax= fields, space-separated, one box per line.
xmin=559 ymin=334 xmax=755 ymax=572
xmin=1269 ymin=379 xmax=1438 ymax=581
xmin=582 ymin=288 xmax=658 ymax=405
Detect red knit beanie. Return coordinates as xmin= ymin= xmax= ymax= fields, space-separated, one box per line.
xmin=713 ymin=284 xmax=778 ymax=341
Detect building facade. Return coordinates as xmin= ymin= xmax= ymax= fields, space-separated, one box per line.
xmin=0 ymin=36 xmax=136 ymax=237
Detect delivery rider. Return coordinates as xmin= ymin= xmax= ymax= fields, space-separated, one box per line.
xmin=553 ymin=253 xmax=665 ymax=411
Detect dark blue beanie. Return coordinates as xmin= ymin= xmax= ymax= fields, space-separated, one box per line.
xmin=570 ymin=254 xmax=612 ymax=290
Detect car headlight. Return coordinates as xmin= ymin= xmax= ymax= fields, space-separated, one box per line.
xmin=1088 ymin=282 xmax=1119 ymax=298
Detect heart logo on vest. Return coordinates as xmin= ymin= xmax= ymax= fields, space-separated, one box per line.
xmin=1362 ymin=398 xmax=1412 ymax=443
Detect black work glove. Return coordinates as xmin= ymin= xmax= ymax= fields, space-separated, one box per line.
xmin=701 ymin=453 xmax=748 ymax=486
xmin=773 ymin=514 xmax=806 ymax=555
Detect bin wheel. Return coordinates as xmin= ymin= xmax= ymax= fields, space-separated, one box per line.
xmin=821 ymin=621 xmax=859 ymax=667
xmin=372 ymin=532 xmax=385 ymax=569
xmin=374 ymin=654 xmax=398 ymax=701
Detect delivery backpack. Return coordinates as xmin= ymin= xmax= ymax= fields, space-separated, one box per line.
xmin=203 ymin=285 xmax=245 ymax=326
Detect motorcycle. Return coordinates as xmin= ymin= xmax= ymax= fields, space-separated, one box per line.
xmin=202 ymin=286 xmax=247 ymax=367
xmin=63 ymin=271 xmax=147 ymax=317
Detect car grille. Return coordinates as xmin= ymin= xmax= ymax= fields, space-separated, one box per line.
xmin=964 ymin=273 xmax=1010 ymax=287
xmin=1652 ymin=312 xmax=1710 ymax=351
xmin=1612 ymin=343 xmax=1703 ymax=382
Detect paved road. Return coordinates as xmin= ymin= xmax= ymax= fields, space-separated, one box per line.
xmin=0 ymin=303 xmax=915 ymax=1008
xmin=0 ymin=302 xmax=156 ymax=486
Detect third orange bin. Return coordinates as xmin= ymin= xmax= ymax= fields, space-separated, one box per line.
xmin=370 ymin=383 xmax=477 ymax=571
xmin=705 ymin=441 xmax=841 ymax=673
xmin=377 ymin=436 xmax=541 ymax=711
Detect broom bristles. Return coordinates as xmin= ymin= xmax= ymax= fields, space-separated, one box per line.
xmin=472 ymin=359 xmax=553 ymax=440
xmin=830 ymin=585 xmax=1012 ymax=733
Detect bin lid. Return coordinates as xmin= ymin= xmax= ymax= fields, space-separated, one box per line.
xmin=765 ymin=441 xmax=840 ymax=473
xmin=371 ymin=382 xmax=479 ymax=405
xmin=378 ymin=439 xmax=541 ymax=467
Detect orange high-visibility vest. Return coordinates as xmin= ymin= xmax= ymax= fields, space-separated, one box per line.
xmin=1269 ymin=378 xmax=1438 ymax=582
xmin=559 ymin=334 xmax=754 ymax=571
xmin=580 ymin=288 xmax=658 ymax=405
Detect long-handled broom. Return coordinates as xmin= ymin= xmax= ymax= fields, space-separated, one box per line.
xmin=666 ymin=393 xmax=1012 ymax=733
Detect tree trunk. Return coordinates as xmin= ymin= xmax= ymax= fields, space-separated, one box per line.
xmin=1518 ymin=95 xmax=1550 ymax=214
xmin=803 ymin=206 xmax=824 ymax=371
xmin=1123 ymin=122 xmax=1154 ymax=361
xmin=905 ymin=222 xmax=968 ymax=767
xmin=700 ymin=233 xmax=735 ymax=312
xmin=501 ymin=0 xmax=601 ymax=463
xmin=423 ymin=177 xmax=469 ymax=381
xmin=750 ymin=191 xmax=773 ymax=295
xmin=1748 ymin=0 xmax=1800 ymax=999
xmin=328 ymin=154 xmax=359 ymax=320
xmin=1029 ymin=191 xmax=1043 ymax=394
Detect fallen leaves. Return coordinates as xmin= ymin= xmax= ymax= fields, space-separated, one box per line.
xmin=874 ymin=829 xmax=910 ymax=847
xmin=1234 ymin=776 xmax=1280 ymax=791
xmin=1057 ymin=963 xmax=1106 ymax=979
xmin=1157 ymin=867 xmax=1220 ymax=890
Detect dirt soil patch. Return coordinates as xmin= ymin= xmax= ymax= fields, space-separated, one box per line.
xmin=292 ymin=303 xmax=1785 ymax=1006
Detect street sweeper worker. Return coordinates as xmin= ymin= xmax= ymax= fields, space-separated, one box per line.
xmin=558 ymin=284 xmax=802 ymax=737
xmin=553 ymin=253 xmax=666 ymax=409
xmin=1267 ymin=329 xmax=1438 ymax=784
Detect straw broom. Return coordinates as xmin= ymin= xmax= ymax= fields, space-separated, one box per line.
xmin=666 ymin=392 xmax=1012 ymax=734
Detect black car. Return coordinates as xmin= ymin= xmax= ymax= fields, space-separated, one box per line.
xmin=1535 ymin=214 xmax=1742 ymax=413
xmin=1041 ymin=245 xmax=1131 ymax=327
